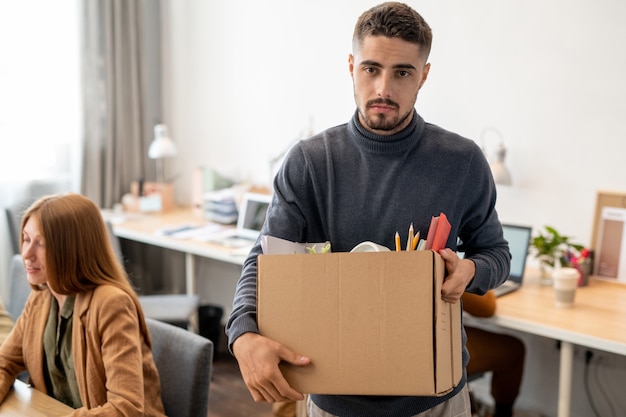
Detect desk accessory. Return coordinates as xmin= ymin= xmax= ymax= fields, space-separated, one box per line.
xmin=480 ymin=126 xmax=512 ymax=186
xmin=591 ymin=190 xmax=626 ymax=283
xmin=148 ymin=124 xmax=177 ymax=183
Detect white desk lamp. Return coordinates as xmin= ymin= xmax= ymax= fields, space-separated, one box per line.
xmin=148 ymin=124 xmax=178 ymax=183
xmin=480 ymin=126 xmax=512 ymax=186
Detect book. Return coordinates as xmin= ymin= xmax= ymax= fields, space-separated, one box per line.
xmin=424 ymin=212 xmax=451 ymax=252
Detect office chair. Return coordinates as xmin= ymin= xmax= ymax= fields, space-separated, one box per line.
xmin=146 ymin=317 xmax=213 ymax=417
xmin=105 ymin=221 xmax=200 ymax=330
xmin=4 ymin=198 xmax=36 ymax=255
xmin=5 ymin=254 xmax=31 ymax=321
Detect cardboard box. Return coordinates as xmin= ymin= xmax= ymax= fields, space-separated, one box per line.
xmin=257 ymin=250 xmax=462 ymax=396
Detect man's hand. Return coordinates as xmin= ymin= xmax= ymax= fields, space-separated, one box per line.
xmin=438 ymin=248 xmax=476 ymax=303
xmin=232 ymin=332 xmax=311 ymax=402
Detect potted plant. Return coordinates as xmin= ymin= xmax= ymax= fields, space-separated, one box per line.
xmin=530 ymin=226 xmax=584 ymax=284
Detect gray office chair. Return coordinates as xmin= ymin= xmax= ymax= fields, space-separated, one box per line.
xmin=146 ymin=317 xmax=213 ymax=417
xmin=104 ymin=220 xmax=200 ymax=329
xmin=4 ymin=198 xmax=35 ymax=255
xmin=5 ymin=254 xmax=31 ymax=321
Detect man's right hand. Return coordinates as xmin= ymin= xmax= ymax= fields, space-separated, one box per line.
xmin=232 ymin=332 xmax=311 ymax=403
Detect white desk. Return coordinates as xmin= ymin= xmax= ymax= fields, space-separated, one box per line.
xmin=106 ymin=208 xmax=247 ymax=295
xmin=108 ymin=210 xmax=626 ymax=416
xmin=465 ymin=273 xmax=626 ymax=417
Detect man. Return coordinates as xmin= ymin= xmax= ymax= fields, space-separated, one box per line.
xmin=226 ymin=2 xmax=511 ymax=416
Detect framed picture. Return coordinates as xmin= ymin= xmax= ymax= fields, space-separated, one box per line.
xmin=591 ymin=190 xmax=626 ymax=283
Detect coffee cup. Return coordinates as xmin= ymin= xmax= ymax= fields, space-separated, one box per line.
xmin=552 ymin=267 xmax=579 ymax=308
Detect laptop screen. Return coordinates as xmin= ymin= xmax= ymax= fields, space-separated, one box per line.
xmin=236 ymin=192 xmax=272 ymax=239
xmin=502 ymin=224 xmax=532 ymax=284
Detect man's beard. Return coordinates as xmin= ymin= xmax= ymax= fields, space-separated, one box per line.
xmin=359 ymin=99 xmax=412 ymax=132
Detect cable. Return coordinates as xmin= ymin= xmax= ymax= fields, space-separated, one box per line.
xmin=592 ymin=355 xmax=617 ymax=417
xmin=584 ymin=350 xmax=602 ymax=417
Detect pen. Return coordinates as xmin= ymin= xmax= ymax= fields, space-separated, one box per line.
xmin=395 ymin=231 xmax=401 ymax=252
xmin=406 ymin=223 xmax=414 ymax=251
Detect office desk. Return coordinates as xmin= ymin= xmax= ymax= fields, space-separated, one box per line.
xmin=108 ymin=210 xmax=626 ymax=416
xmin=106 ymin=208 xmax=247 ymax=295
xmin=0 ymin=380 xmax=73 ymax=416
xmin=465 ymin=274 xmax=626 ymax=417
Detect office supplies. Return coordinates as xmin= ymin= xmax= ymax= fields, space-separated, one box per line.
xmin=406 ymin=223 xmax=414 ymax=251
xmin=261 ymin=235 xmax=331 ymax=254
xmin=493 ymin=223 xmax=533 ymax=297
xmin=411 ymin=230 xmax=420 ymax=251
xmin=395 ymin=231 xmax=401 ymax=251
xmin=129 ymin=181 xmax=175 ymax=212
xmin=204 ymin=192 xmax=272 ymax=248
xmin=425 ymin=212 xmax=451 ymax=252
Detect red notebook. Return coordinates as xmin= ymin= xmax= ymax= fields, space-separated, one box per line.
xmin=424 ymin=212 xmax=451 ymax=252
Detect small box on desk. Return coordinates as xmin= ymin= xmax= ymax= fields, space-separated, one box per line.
xmin=129 ymin=181 xmax=175 ymax=212
xmin=257 ymin=250 xmax=462 ymax=396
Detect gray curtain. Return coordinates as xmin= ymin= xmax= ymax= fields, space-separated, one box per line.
xmin=80 ymin=0 xmax=162 ymax=209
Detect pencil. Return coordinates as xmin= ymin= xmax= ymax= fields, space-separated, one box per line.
xmin=395 ymin=231 xmax=401 ymax=251
xmin=406 ymin=223 xmax=414 ymax=251
xmin=411 ymin=230 xmax=420 ymax=250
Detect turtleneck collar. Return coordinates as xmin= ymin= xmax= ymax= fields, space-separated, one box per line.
xmin=348 ymin=109 xmax=425 ymax=154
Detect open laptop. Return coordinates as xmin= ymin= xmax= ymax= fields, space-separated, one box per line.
xmin=205 ymin=192 xmax=272 ymax=248
xmin=493 ymin=223 xmax=533 ymax=297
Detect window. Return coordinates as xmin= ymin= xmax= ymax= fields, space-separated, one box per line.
xmin=0 ymin=0 xmax=81 ymax=192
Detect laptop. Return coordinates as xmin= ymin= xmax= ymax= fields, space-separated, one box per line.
xmin=493 ymin=223 xmax=533 ymax=297
xmin=205 ymin=192 xmax=272 ymax=248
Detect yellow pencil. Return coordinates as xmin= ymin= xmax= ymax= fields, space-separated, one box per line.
xmin=411 ymin=230 xmax=420 ymax=250
xmin=406 ymin=223 xmax=414 ymax=251
xmin=395 ymin=231 xmax=401 ymax=251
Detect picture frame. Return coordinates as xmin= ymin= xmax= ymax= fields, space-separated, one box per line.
xmin=590 ymin=190 xmax=626 ymax=283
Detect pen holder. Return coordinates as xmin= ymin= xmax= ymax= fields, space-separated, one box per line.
xmin=575 ymin=258 xmax=592 ymax=287
xmin=129 ymin=181 xmax=175 ymax=212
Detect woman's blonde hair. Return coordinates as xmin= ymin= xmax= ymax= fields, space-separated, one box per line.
xmin=20 ymin=192 xmax=151 ymax=343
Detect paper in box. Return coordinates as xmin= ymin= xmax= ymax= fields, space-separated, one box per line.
xmin=257 ymin=250 xmax=462 ymax=396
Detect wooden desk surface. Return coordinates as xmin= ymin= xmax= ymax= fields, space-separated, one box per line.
xmin=0 ymin=380 xmax=73 ymax=416
xmin=105 ymin=208 xmax=248 ymax=265
xmin=468 ymin=273 xmax=626 ymax=355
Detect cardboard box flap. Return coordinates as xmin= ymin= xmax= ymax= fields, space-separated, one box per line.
xmin=258 ymin=250 xmax=461 ymax=396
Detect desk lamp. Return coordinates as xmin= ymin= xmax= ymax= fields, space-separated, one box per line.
xmin=480 ymin=126 xmax=512 ymax=186
xmin=148 ymin=124 xmax=178 ymax=183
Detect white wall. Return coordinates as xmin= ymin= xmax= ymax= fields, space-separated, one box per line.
xmin=161 ymin=1 xmax=626 ymax=416
xmin=162 ymin=0 xmax=626 ymax=250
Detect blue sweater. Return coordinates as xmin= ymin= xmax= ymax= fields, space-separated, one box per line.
xmin=226 ymin=110 xmax=511 ymax=417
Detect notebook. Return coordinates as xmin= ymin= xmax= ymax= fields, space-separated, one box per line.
xmin=493 ymin=223 xmax=533 ymax=297
xmin=205 ymin=192 xmax=272 ymax=248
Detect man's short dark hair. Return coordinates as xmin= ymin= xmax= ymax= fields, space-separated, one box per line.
xmin=352 ymin=2 xmax=433 ymax=61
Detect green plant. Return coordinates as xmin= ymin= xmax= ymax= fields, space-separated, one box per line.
xmin=530 ymin=226 xmax=584 ymax=268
